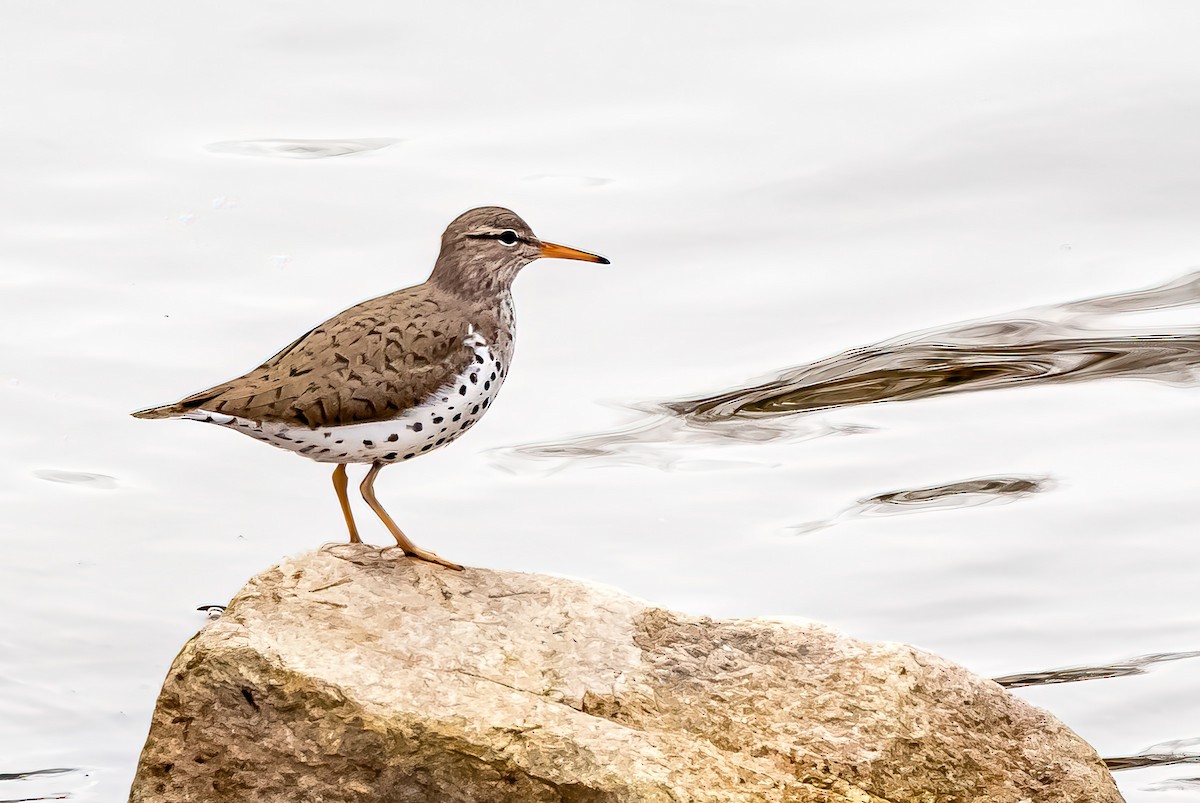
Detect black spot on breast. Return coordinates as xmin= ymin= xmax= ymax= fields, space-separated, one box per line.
xmin=436 ymin=438 xmax=445 ymax=446
xmin=469 ymin=373 xmax=478 ymax=384
xmin=323 ymin=432 xmax=331 ymax=439
xmin=452 ymin=413 xmax=462 ymax=422
xmin=494 ymin=360 xmax=501 ymax=370
xmin=475 ymin=354 xmax=485 ymax=364
xmin=432 ymin=416 xmax=443 ymax=424
xmin=274 ymin=434 xmax=292 ymax=441
xmin=404 ymin=453 xmax=415 ymax=460
xmin=387 ymin=433 xmax=399 ymax=442
xmin=490 ymin=372 xmax=496 ymax=381
xmin=383 ymin=452 xmax=397 ymax=460
xmin=484 ymin=380 xmax=490 ymax=390
xmin=482 ymin=398 xmax=490 ymax=408
xmin=335 ymin=440 xmax=344 ymax=444
xmin=471 ymin=405 xmax=480 ymax=415
xmin=363 ymin=440 xmax=374 ymax=447
xmin=458 ymin=385 xmax=467 ymax=395
xmin=299 ymin=445 xmax=316 ymax=454
xmin=411 ymin=422 xmax=423 ymax=432
xmin=421 ymin=444 xmax=432 ymax=452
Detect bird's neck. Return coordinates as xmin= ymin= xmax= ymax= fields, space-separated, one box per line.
xmin=429 ymin=249 xmax=519 ymax=300
xmin=425 ymin=269 xmax=514 ymax=319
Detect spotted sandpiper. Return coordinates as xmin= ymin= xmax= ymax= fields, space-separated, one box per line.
xmin=133 ymin=207 xmax=608 ymax=570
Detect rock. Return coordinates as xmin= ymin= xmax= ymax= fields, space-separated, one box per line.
xmin=129 ymin=546 xmax=1122 ymax=802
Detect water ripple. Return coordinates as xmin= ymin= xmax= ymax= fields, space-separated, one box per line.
xmin=499 ymin=271 xmax=1200 ymax=471
xmin=1142 ymin=775 xmax=1200 ymax=791
xmin=490 ymin=414 xmax=870 ymax=474
xmin=668 ymin=271 xmax=1200 ymax=423
xmin=32 ymin=470 xmax=117 ymax=489
xmin=993 ymin=651 xmax=1200 ymax=688
xmin=0 ymin=767 xmax=78 ymax=802
xmin=1103 ymin=736 xmax=1200 ymax=792
xmin=793 ymin=475 xmax=1048 ymax=534
xmin=1105 ymin=752 xmax=1200 ymax=771
xmin=0 ymin=769 xmax=76 ymax=782
xmin=205 ymin=138 xmax=400 ymax=159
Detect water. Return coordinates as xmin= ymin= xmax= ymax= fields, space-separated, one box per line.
xmin=2 ymin=2 xmax=1199 ymax=800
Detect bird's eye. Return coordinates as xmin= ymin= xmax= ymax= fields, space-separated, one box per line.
xmin=498 ymin=230 xmax=519 ymax=246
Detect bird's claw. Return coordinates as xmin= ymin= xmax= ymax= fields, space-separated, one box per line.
xmin=405 ymin=548 xmax=464 ymax=571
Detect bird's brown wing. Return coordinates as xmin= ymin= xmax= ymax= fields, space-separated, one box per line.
xmin=152 ymin=288 xmax=475 ymax=428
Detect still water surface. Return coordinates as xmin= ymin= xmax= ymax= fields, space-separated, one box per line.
xmin=2 ymin=3 xmax=1199 ymax=800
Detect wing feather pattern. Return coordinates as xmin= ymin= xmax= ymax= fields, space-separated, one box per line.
xmin=134 ymin=285 xmax=486 ymax=428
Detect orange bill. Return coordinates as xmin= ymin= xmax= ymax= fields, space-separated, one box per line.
xmin=539 ymin=241 xmax=610 ymax=264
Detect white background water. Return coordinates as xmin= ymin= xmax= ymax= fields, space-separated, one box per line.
xmin=2 ymin=2 xmax=1198 ymax=799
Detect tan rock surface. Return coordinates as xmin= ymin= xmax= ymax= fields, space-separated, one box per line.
xmin=129 ymin=546 xmax=1122 ymax=802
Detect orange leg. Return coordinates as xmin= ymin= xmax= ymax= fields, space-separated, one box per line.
xmin=359 ymin=462 xmax=464 ymax=571
xmin=332 ymin=464 xmax=362 ymax=544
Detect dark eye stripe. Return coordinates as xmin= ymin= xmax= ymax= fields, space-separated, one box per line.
xmin=466 ymin=231 xmax=524 ymax=244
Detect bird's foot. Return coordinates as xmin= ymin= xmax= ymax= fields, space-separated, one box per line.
xmin=403 ymin=547 xmax=464 ymax=571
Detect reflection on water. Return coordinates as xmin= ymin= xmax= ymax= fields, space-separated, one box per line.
xmin=993 ymin=651 xmax=1200 ymax=688
xmin=204 ymin=138 xmax=400 ymax=159
xmin=501 ymin=272 xmax=1200 ymax=471
xmin=793 ymin=475 xmax=1048 ymax=534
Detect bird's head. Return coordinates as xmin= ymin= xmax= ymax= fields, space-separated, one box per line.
xmin=431 ymin=206 xmax=608 ymax=296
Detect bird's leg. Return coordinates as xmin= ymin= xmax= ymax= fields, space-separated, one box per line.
xmin=359 ymin=462 xmax=464 ymax=571
xmin=332 ymin=464 xmax=362 ymax=544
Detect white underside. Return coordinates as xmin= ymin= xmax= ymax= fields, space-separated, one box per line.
xmin=183 ymin=331 xmax=507 ymax=464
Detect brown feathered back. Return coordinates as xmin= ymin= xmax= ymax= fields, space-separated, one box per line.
xmin=133 ymin=282 xmax=511 ymax=428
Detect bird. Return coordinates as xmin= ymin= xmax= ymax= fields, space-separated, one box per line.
xmin=132 ymin=207 xmax=608 ymax=570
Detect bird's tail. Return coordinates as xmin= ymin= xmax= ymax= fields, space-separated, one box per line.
xmin=130 ymin=403 xmax=186 ymax=420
